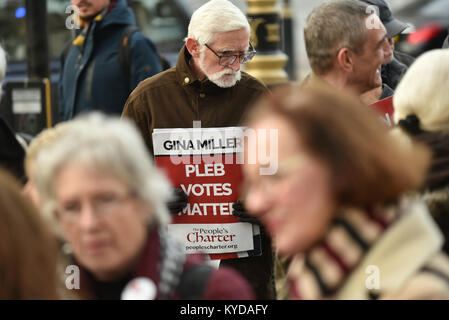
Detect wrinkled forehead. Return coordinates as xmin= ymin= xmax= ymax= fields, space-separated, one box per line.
xmin=54 ymin=161 xmax=131 ymax=198
xmin=210 ymin=28 xmax=250 ymax=50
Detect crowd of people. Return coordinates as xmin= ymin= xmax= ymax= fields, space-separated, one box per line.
xmin=1 ymin=0 xmax=449 ymax=300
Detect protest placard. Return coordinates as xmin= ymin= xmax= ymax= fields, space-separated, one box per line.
xmin=371 ymin=96 xmax=394 ymax=127
xmin=153 ymin=127 xmax=261 ymax=260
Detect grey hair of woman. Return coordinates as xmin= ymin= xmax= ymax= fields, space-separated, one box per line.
xmin=35 ymin=113 xmax=173 ymax=232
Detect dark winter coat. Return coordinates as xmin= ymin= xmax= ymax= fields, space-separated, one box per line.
xmin=122 ymin=45 xmax=268 ymax=154
xmin=381 ymin=56 xmax=408 ymax=90
xmin=58 ymin=0 xmax=162 ymax=122
xmin=0 ymin=117 xmax=25 ymax=182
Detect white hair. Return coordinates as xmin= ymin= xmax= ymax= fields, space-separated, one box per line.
xmin=394 ymin=49 xmax=449 ymax=133
xmin=187 ymin=0 xmax=250 ymax=45
xmin=35 ymin=113 xmax=173 ymax=234
xmin=0 ymin=44 xmax=6 ymax=96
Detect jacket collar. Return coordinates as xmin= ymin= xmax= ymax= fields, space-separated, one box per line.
xmin=72 ymin=0 xmax=135 ymax=48
xmin=288 ymin=204 xmax=396 ymax=299
xmin=175 ymin=45 xmax=232 ymax=95
xmin=287 ymin=198 xmax=444 ymax=300
xmin=100 ymin=0 xmax=136 ymax=29
xmin=176 ymin=45 xmax=201 ymax=88
xmin=76 ymin=0 xmax=135 ymax=30
xmin=336 ymin=198 xmax=444 ymax=299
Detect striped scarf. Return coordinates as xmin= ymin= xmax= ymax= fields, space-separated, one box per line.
xmin=72 ymin=10 xmax=106 ymax=48
xmin=72 ymin=0 xmax=118 ymax=48
xmin=287 ymin=205 xmax=398 ymax=299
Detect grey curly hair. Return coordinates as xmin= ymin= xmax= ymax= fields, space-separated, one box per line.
xmin=35 ymin=113 xmax=173 ymax=234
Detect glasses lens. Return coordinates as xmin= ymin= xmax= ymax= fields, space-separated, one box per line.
xmin=219 ymin=55 xmax=236 ymax=66
xmin=241 ymin=51 xmax=256 ymax=64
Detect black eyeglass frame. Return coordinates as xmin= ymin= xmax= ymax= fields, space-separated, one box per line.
xmin=204 ymin=42 xmax=256 ymax=66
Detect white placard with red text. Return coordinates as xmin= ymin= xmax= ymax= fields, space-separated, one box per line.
xmin=153 ymin=127 xmax=258 ymax=260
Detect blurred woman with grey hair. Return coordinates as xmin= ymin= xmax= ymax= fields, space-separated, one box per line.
xmin=35 ymin=113 xmax=254 ymax=300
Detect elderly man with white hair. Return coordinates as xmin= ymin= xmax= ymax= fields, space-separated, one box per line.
xmin=122 ymin=0 xmax=274 ymax=299
xmin=0 ymin=44 xmax=26 ymax=183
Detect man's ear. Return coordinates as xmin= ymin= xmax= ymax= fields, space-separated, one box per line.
xmin=186 ymin=38 xmax=201 ymax=59
xmin=336 ymin=48 xmax=354 ymax=73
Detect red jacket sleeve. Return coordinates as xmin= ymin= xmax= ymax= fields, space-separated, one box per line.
xmin=202 ymin=266 xmax=255 ymax=300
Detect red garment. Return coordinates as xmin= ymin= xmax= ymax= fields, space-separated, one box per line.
xmin=74 ymin=228 xmax=254 ymax=300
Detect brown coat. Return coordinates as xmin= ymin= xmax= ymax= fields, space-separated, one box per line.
xmin=122 ymin=45 xmax=274 ymax=299
xmin=122 ymin=45 xmax=268 ymax=154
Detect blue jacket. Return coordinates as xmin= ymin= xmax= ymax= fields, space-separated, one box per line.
xmin=58 ymin=0 xmax=162 ymax=122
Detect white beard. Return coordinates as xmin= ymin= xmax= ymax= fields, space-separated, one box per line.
xmin=198 ymin=51 xmax=241 ymax=88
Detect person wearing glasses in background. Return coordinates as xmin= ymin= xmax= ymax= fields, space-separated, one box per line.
xmin=122 ymin=0 xmax=273 ymax=299
xmin=122 ymin=0 xmax=265 ymax=154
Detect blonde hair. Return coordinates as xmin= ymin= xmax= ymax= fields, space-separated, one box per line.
xmin=394 ymin=49 xmax=449 ymax=133
xmin=187 ymin=0 xmax=250 ymax=45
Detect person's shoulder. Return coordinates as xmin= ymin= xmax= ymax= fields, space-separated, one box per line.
xmin=238 ymin=72 xmax=269 ymax=93
xmin=203 ymin=265 xmax=255 ymax=300
xmin=394 ymin=50 xmax=415 ymax=68
xmin=129 ymin=67 xmax=178 ymax=96
xmin=128 ymin=28 xmax=156 ymax=47
xmin=381 ymin=252 xmax=449 ymax=299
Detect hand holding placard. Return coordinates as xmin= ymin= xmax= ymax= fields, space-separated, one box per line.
xmin=167 ymin=187 xmax=188 ymax=214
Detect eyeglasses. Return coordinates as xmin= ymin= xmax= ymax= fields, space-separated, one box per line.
xmin=245 ymin=154 xmax=309 ymax=197
xmin=57 ymin=191 xmax=136 ymax=222
xmin=204 ymin=42 xmax=256 ymax=66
